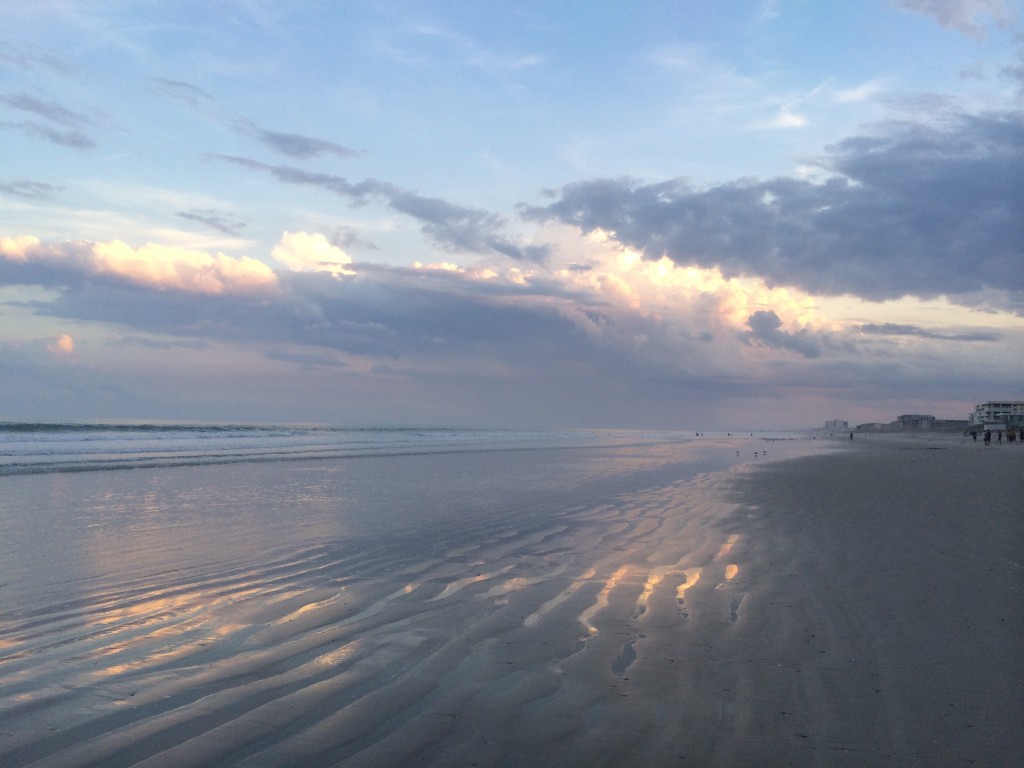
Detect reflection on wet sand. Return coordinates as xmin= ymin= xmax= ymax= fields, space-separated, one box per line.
xmin=578 ymin=565 xmax=630 ymax=635
xmin=0 ymin=447 xmax=801 ymax=768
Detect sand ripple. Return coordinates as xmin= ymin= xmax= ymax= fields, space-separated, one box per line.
xmin=0 ymin=468 xmax=756 ymax=767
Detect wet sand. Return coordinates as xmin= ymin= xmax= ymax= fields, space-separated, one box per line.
xmin=718 ymin=435 xmax=1023 ymax=766
xmin=1 ymin=436 xmax=1020 ymax=766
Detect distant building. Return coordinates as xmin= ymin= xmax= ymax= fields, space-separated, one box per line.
xmin=896 ymin=414 xmax=935 ymax=430
xmin=824 ymin=419 xmax=848 ymax=431
xmin=855 ymin=414 xmax=969 ymax=432
xmin=970 ymin=401 xmax=1024 ymax=428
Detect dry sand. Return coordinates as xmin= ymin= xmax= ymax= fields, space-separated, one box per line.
xmin=1 ymin=435 xmax=1021 ymax=767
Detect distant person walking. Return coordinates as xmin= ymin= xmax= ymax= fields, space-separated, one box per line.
xmin=984 ymin=429 xmax=991 ymax=445
xmin=849 ymin=432 xmax=854 ymax=440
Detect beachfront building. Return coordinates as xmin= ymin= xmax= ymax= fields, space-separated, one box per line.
xmin=896 ymin=414 xmax=935 ymax=430
xmin=855 ymin=415 xmax=970 ymax=432
xmin=824 ymin=419 xmax=848 ymax=431
xmin=970 ymin=401 xmax=1024 ymax=428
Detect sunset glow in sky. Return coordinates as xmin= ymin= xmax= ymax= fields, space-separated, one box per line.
xmin=2 ymin=1 xmax=1022 ymax=429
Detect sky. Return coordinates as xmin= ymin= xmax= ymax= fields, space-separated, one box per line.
xmin=1 ymin=0 xmax=1022 ymax=430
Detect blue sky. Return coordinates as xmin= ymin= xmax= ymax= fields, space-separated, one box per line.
xmin=1 ymin=0 xmax=1022 ymax=429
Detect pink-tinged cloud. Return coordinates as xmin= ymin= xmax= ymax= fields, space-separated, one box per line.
xmin=0 ymin=236 xmax=279 ymax=295
xmin=48 ymin=333 xmax=74 ymax=355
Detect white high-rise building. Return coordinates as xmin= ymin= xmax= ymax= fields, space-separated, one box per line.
xmin=970 ymin=401 xmax=1024 ymax=427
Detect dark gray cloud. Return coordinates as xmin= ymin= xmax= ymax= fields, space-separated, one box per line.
xmin=856 ymin=322 xmax=1002 ymax=341
xmin=0 ymin=179 xmax=63 ymax=199
xmin=176 ymin=208 xmax=246 ymax=236
xmin=154 ymin=78 xmax=358 ymax=160
xmin=738 ymin=310 xmax=823 ymax=358
xmin=0 ymin=242 xmax=91 ymax=290
xmin=523 ymin=110 xmax=1024 ymax=303
xmin=11 ymin=263 xmax=584 ymax=367
xmin=215 ymin=155 xmax=550 ymax=260
xmin=255 ymin=129 xmax=359 ymax=160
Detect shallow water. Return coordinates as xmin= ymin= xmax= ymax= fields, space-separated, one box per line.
xmin=0 ymin=433 xmax=821 ymax=767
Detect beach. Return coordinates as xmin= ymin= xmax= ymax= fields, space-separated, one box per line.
xmin=1 ymin=432 xmax=1021 ymax=766
xmin=719 ymin=435 xmax=1023 ymax=766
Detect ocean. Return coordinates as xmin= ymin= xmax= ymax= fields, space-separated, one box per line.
xmin=0 ymin=422 xmax=619 ymax=476
xmin=0 ymin=422 xmax=813 ymax=477
xmin=0 ymin=422 xmax=820 ymax=767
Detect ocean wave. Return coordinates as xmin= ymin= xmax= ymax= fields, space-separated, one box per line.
xmin=0 ymin=423 xmax=617 ymax=476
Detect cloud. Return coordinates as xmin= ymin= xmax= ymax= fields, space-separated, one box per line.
xmin=1 ymin=92 xmax=90 ymax=127
xmin=759 ymin=0 xmax=780 ymax=21
xmin=154 ymin=78 xmax=359 ymax=159
xmin=0 ymin=179 xmax=63 ymax=200
xmin=0 ymin=42 xmax=76 ymax=75
xmin=216 ymin=155 xmax=549 ymax=260
xmin=835 ymin=81 xmax=886 ymax=103
xmin=330 ymin=225 xmax=379 ymax=252
xmin=386 ymin=187 xmax=546 ymax=260
xmin=762 ymin=107 xmax=808 ymax=129
xmin=5 ymin=224 xmax=1020 ymax=428
xmin=151 ymin=78 xmax=215 ymax=112
xmin=738 ymin=310 xmax=823 ymax=357
xmin=393 ymin=21 xmax=544 ymax=78
xmin=856 ymin=322 xmax=1003 ymax=341
xmin=0 ymin=230 xmax=630 ymax=370
xmin=0 ymin=92 xmax=97 ymax=149
xmin=254 ymin=129 xmax=359 ymax=160
xmin=265 ymin=349 xmax=349 ymax=368
xmin=272 ymin=231 xmax=354 ymax=275
xmin=523 ymin=110 xmax=1024 ymax=305
xmin=0 ymin=120 xmax=95 ymax=149
xmin=895 ymin=0 xmax=1013 ymax=37
xmin=0 ymin=236 xmax=279 ymax=295
xmin=176 ymin=208 xmax=246 ymax=236
xmin=115 ymin=335 xmax=209 ymax=351
xmin=1003 ymin=54 xmax=1024 ymax=98
xmin=47 ymin=333 xmax=74 ymax=355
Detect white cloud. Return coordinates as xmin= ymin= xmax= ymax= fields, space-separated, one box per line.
xmin=272 ymin=231 xmax=355 ymax=276
xmin=836 ymin=80 xmax=886 ymax=103
xmin=767 ymin=108 xmax=808 ymax=128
